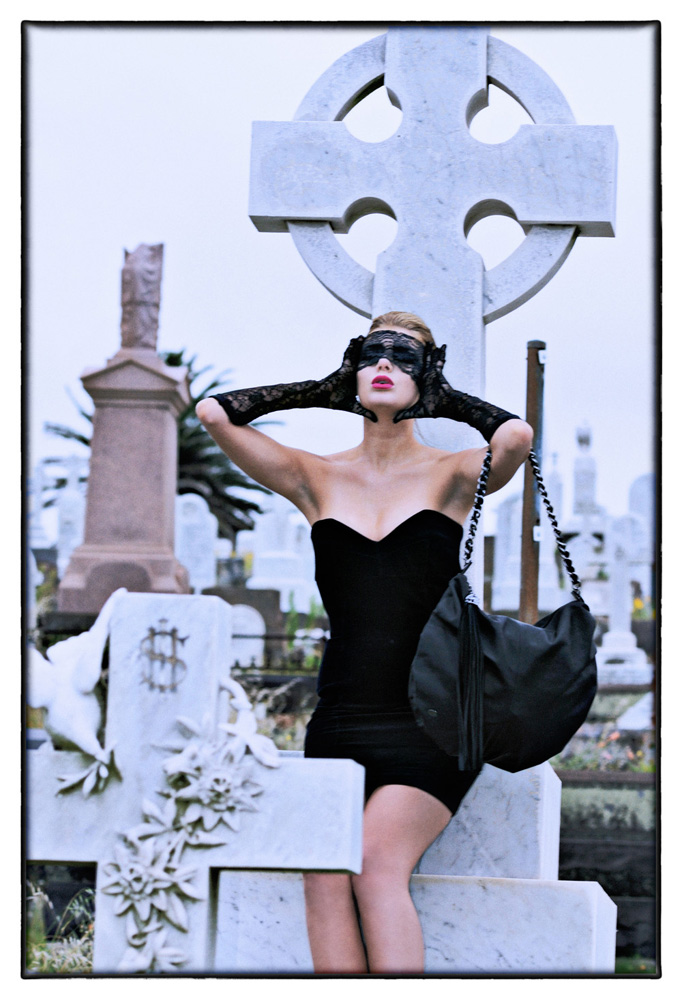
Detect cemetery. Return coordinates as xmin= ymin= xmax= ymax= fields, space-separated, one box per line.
xmin=25 ymin=25 xmax=657 ymax=977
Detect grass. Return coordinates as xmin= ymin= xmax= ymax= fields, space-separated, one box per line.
xmin=615 ymin=955 xmax=658 ymax=975
xmin=25 ymin=881 xmax=95 ymax=976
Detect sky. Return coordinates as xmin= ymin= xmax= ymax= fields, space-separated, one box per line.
xmin=24 ymin=20 xmax=659 ymax=541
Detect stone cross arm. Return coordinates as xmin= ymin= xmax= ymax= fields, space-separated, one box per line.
xmin=250 ymin=119 xmax=616 ymax=240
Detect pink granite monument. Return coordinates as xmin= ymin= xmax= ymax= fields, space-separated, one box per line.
xmin=58 ymin=244 xmax=191 ymax=613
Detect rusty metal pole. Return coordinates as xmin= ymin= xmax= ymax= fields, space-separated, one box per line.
xmin=519 ymin=340 xmax=546 ymax=623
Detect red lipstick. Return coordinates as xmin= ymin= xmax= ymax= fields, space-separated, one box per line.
xmin=372 ymin=375 xmax=394 ymax=387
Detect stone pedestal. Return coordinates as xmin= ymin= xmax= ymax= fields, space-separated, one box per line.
xmin=58 ymin=349 xmax=191 ymax=613
xmin=596 ymin=630 xmax=653 ymax=685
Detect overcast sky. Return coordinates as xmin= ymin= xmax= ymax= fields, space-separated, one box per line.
xmin=25 ymin=21 xmax=658 ymax=539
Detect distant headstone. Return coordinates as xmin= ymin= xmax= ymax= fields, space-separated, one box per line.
xmin=597 ymin=515 xmax=652 ymax=684
xmin=241 ymin=493 xmax=320 ymax=613
xmin=573 ymin=425 xmax=603 ymax=517
xmin=28 ymin=462 xmax=52 ymax=550
xmin=231 ymin=603 xmax=267 ymax=668
xmin=56 ymin=455 xmax=87 ymax=580
xmin=174 ymin=493 xmax=219 ymax=594
xmin=491 ymin=490 xmax=564 ymax=614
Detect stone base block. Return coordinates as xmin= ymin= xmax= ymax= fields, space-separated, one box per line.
xmin=58 ymin=545 xmax=190 ymax=613
xmin=417 ymin=762 xmax=561 ymax=879
xmin=597 ymin=632 xmax=653 ymax=686
xmin=280 ymin=755 xmax=562 ymax=880
xmin=213 ymin=871 xmax=617 ymax=974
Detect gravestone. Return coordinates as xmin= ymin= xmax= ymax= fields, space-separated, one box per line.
xmin=241 ymin=492 xmax=320 ymax=613
xmin=27 ymin=592 xmax=365 ymax=974
xmin=174 ymin=493 xmax=219 ymax=595
xmin=230 ymin=603 xmax=266 ymax=669
xmin=250 ymin=25 xmax=616 ymax=454
xmin=56 ymin=456 xmax=87 ymax=580
xmin=491 ymin=490 xmax=564 ymax=614
xmin=28 ymin=461 xmax=52 ymax=551
xmin=58 ymin=245 xmax=191 ymax=614
xmin=243 ymin=25 xmax=618 ymax=972
xmin=597 ymin=515 xmax=652 ymax=684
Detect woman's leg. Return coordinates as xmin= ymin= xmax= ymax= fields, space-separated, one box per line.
xmin=303 ymin=872 xmax=368 ymax=973
xmin=351 ymin=784 xmax=452 ymax=974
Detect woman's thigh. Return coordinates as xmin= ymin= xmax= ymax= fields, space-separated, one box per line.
xmin=359 ymin=784 xmax=452 ymax=881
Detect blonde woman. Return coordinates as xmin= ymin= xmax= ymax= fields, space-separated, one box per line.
xmin=197 ymin=311 xmax=532 ymax=973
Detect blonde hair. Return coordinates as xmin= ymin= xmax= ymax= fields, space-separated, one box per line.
xmin=368 ymin=311 xmax=434 ymax=345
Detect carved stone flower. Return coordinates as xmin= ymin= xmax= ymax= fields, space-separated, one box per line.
xmin=101 ymin=840 xmax=202 ymax=928
xmin=118 ymin=925 xmax=187 ymax=974
xmin=175 ymin=760 xmax=261 ymax=832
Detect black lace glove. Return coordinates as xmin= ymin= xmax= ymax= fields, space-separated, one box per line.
xmin=394 ymin=343 xmax=519 ymax=442
xmin=209 ymin=337 xmax=377 ymax=425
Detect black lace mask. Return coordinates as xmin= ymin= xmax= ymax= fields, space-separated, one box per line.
xmin=357 ymin=331 xmax=426 ymax=380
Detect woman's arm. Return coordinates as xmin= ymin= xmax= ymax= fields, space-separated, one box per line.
xmin=196 ymin=397 xmax=321 ymax=514
xmin=455 ymin=418 xmax=534 ymax=497
xmin=395 ymin=342 xmax=533 ymax=504
xmin=195 ymin=336 xmax=375 ymax=515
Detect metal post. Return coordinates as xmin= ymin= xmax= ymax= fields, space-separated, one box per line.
xmin=519 ymin=341 xmax=546 ymax=623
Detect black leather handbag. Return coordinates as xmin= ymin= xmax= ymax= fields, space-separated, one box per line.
xmin=408 ymin=449 xmax=598 ymax=773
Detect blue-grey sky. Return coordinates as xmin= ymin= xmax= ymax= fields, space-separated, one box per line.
xmin=25 ymin=22 xmax=658 ymax=538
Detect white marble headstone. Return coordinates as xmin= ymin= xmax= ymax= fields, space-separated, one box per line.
xmin=174 ymin=493 xmax=219 ymax=594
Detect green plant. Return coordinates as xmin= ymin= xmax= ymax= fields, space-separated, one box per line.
xmin=25 ymin=882 xmax=95 ymax=976
xmin=615 ymin=954 xmax=658 ymax=974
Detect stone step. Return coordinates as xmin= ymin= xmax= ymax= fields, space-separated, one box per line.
xmin=214 ymin=870 xmax=616 ymax=974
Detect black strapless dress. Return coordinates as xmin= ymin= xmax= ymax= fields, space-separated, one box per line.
xmin=304 ymin=509 xmax=480 ymax=814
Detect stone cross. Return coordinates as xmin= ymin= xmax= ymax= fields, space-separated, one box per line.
xmin=27 ymin=593 xmax=364 ymax=973
xmin=249 ymin=26 xmax=617 ymax=452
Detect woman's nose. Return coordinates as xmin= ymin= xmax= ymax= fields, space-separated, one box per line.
xmin=377 ymin=355 xmax=393 ymax=370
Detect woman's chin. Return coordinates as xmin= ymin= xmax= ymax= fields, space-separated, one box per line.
xmin=362 ymin=396 xmax=415 ymax=420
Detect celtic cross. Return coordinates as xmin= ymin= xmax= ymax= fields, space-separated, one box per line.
xmin=249 ymin=27 xmax=617 ymax=451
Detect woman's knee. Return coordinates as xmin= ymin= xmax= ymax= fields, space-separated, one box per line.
xmin=351 ymin=853 xmax=410 ymax=906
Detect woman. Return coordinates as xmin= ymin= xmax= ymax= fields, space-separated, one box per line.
xmin=197 ymin=311 xmax=533 ymax=974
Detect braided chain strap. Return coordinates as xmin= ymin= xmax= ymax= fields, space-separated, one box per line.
xmin=461 ymin=448 xmax=584 ymax=602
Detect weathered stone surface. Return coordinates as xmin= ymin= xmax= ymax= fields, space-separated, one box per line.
xmin=214 ymin=870 xmax=616 ymax=973
xmin=57 ymin=350 xmax=191 ymax=613
xmin=120 ymin=243 xmax=163 ymax=351
xmin=416 ymin=762 xmax=561 ymax=880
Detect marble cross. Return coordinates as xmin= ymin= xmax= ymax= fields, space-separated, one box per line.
xmin=249 ymin=26 xmax=617 ymax=451
xmin=26 ymin=593 xmax=364 ymax=973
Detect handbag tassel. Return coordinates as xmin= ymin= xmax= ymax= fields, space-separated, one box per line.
xmin=458 ymin=596 xmax=484 ymax=771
